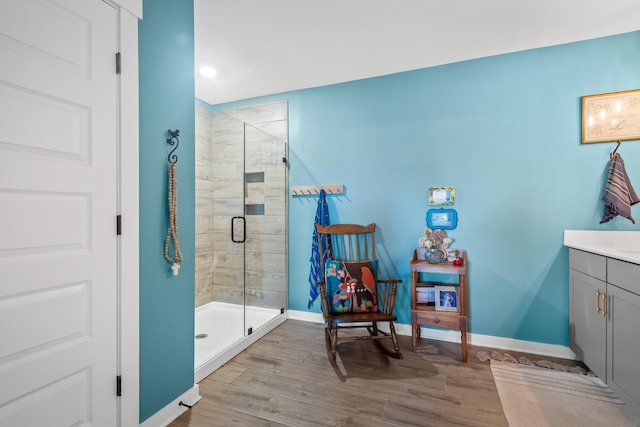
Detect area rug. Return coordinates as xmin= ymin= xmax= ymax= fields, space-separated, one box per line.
xmin=491 ymin=360 xmax=640 ymax=427
xmin=476 ymin=350 xmax=590 ymax=375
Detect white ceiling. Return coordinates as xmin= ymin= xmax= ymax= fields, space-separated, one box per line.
xmin=195 ymin=0 xmax=640 ymax=105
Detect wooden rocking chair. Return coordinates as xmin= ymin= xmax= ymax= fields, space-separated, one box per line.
xmin=315 ymin=223 xmax=403 ymax=360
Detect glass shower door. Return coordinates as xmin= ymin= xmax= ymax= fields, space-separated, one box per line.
xmin=241 ymin=122 xmax=288 ymax=336
xmin=210 ymin=112 xmax=247 ymax=349
xmin=195 ymin=102 xmax=288 ymax=380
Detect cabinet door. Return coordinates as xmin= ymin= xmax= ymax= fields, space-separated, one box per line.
xmin=569 ymin=269 xmax=607 ymax=380
xmin=607 ymin=284 xmax=640 ymax=415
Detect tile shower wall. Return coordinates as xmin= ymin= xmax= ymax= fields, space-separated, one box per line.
xmin=195 ymin=100 xmax=288 ymax=309
xmin=195 ymin=105 xmax=214 ymax=307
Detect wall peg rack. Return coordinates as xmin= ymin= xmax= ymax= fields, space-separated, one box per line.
xmin=291 ymin=185 xmax=344 ymax=196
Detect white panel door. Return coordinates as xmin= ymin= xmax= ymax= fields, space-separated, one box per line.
xmin=0 ymin=0 xmax=118 ymax=425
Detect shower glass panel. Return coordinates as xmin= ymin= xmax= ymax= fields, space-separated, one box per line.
xmin=206 ymin=112 xmax=246 ymax=357
xmin=242 ymin=122 xmax=288 ymax=336
xmin=209 ymin=110 xmax=288 ymax=333
xmin=195 ymin=101 xmax=288 ymax=378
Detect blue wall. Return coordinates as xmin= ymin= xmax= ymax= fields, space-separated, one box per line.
xmin=137 ymin=3 xmax=640 ymax=421
xmin=209 ymin=31 xmax=640 ymax=347
xmin=138 ymin=0 xmax=195 ymax=422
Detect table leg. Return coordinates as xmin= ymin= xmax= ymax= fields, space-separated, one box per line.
xmin=412 ymin=323 xmax=417 ymax=352
xmin=460 ymin=324 xmax=468 ymax=362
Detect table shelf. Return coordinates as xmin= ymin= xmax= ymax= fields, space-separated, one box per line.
xmin=410 ymin=249 xmax=468 ymax=362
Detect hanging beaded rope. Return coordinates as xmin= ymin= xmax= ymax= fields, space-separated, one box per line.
xmin=165 ymin=129 xmax=182 ymax=275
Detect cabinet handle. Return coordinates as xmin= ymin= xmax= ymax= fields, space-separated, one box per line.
xmin=600 ymin=292 xmax=607 ymax=317
xmin=434 ymin=318 xmax=440 ymax=324
xmin=595 ymin=290 xmax=601 ymax=314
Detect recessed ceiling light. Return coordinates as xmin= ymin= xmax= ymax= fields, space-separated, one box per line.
xmin=199 ymin=66 xmax=217 ymax=78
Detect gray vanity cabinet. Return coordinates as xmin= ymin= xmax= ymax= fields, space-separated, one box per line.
xmin=569 ymin=249 xmax=640 ymax=416
xmin=568 ymin=250 xmax=607 ymax=380
xmin=606 ymin=259 xmax=640 ymax=414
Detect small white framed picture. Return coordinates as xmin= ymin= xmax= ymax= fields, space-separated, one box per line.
xmin=435 ymin=285 xmax=459 ymax=312
xmin=429 ymin=187 xmax=455 ymax=206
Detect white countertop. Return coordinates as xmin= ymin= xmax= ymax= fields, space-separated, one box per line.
xmin=564 ymin=230 xmax=640 ymax=264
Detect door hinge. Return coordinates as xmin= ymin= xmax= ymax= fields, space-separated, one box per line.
xmin=115 ymin=52 xmax=121 ymax=74
xmin=116 ymin=375 xmax=122 ymax=397
xmin=116 ymin=215 xmax=122 ymax=235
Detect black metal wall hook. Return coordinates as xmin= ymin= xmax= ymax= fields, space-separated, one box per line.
xmin=610 ymin=140 xmax=621 ymax=159
xmin=167 ymin=129 xmax=180 ymax=163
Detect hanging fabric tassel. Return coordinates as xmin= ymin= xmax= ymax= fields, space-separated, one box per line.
xmin=165 ymin=162 xmax=182 ymax=274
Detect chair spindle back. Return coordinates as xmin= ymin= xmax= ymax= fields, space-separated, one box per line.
xmin=316 ymin=223 xmax=377 ymax=282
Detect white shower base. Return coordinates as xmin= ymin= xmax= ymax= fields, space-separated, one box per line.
xmin=194 ymin=301 xmax=287 ymax=383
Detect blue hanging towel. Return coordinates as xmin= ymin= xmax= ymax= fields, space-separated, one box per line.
xmin=308 ymin=189 xmax=332 ymax=309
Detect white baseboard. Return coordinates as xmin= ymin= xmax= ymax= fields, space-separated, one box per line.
xmin=287 ymin=309 xmax=324 ymax=323
xmin=467 ymin=332 xmax=576 ymax=360
xmin=140 ymin=384 xmax=200 ymax=427
xmin=287 ymin=309 xmax=576 ymax=360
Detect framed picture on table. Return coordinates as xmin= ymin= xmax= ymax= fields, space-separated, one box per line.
xmin=435 ymin=285 xmax=459 ymax=312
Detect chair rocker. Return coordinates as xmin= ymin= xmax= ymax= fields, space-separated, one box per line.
xmin=315 ymin=223 xmax=403 ymax=360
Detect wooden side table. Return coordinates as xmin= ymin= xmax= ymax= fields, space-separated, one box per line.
xmin=410 ymin=249 xmax=468 ymax=362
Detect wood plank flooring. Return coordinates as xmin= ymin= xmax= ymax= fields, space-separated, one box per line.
xmin=170 ymin=320 xmax=581 ymax=426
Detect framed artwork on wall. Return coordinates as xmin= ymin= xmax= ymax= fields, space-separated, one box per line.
xmin=426 ymin=208 xmax=458 ymax=230
xmin=582 ymin=88 xmax=640 ymax=143
xmin=429 ymin=187 xmax=455 ymax=205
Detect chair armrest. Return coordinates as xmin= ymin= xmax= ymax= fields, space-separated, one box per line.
xmin=316 ymin=280 xmax=331 ymax=320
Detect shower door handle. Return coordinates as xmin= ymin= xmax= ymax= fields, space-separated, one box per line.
xmin=231 ymin=216 xmax=246 ymax=243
